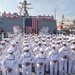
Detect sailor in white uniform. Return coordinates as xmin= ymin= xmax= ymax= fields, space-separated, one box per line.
xmin=59 ymin=42 xmax=71 ymax=75
xmin=49 ymin=44 xmax=59 ymax=75
xmin=1 ymin=32 xmax=4 ymax=41
xmin=0 ymin=46 xmax=4 ymax=75
xmin=3 ymin=48 xmax=18 ymax=75
xmin=19 ymin=47 xmax=35 ymax=75
xmin=1 ymin=41 xmax=6 ymax=55
xmin=35 ymin=48 xmax=47 ymax=75
xmin=68 ymin=45 xmax=75 ymax=74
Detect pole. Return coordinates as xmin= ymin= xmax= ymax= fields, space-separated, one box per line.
xmin=55 ymin=9 xmax=56 ymax=20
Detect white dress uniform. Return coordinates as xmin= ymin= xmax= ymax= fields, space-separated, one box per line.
xmin=3 ymin=48 xmax=18 ymax=75
xmin=0 ymin=46 xmax=4 ymax=75
xmin=68 ymin=45 xmax=75 ymax=74
xmin=45 ymin=45 xmax=52 ymax=72
xmin=19 ymin=47 xmax=35 ymax=75
xmin=1 ymin=33 xmax=4 ymax=41
xmin=59 ymin=42 xmax=71 ymax=75
xmin=56 ymin=41 xmax=62 ymax=51
xmin=35 ymin=48 xmax=47 ymax=75
xmin=49 ymin=45 xmax=59 ymax=75
xmin=1 ymin=41 xmax=6 ymax=55
xmin=33 ymin=42 xmax=42 ymax=56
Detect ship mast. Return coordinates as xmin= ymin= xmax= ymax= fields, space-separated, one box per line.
xmin=18 ymin=0 xmax=32 ymax=16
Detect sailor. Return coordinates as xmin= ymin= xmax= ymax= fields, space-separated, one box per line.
xmin=33 ymin=42 xmax=42 ymax=56
xmin=19 ymin=47 xmax=35 ymax=75
xmin=3 ymin=48 xmax=18 ymax=75
xmin=66 ymin=39 xmax=71 ymax=47
xmin=3 ymin=38 xmax=10 ymax=46
xmin=42 ymin=42 xmax=49 ymax=72
xmin=59 ymin=42 xmax=71 ymax=75
xmin=71 ymin=41 xmax=75 ymax=46
xmin=48 ymin=44 xmax=59 ymax=75
xmin=1 ymin=31 xmax=5 ymax=41
xmin=15 ymin=41 xmax=21 ymax=59
xmin=68 ymin=45 xmax=75 ymax=74
xmin=1 ymin=41 xmax=6 ymax=55
xmin=35 ymin=48 xmax=47 ymax=75
xmin=56 ymin=41 xmax=62 ymax=51
xmin=0 ymin=46 xmax=4 ymax=75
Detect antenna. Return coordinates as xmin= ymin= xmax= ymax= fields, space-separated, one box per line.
xmin=54 ymin=9 xmax=56 ymax=20
xmin=18 ymin=0 xmax=33 ymax=16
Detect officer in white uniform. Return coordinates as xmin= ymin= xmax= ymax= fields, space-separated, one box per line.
xmin=49 ymin=44 xmax=59 ymax=75
xmin=35 ymin=48 xmax=47 ymax=75
xmin=59 ymin=42 xmax=71 ymax=75
xmin=19 ymin=47 xmax=35 ymax=75
xmin=3 ymin=48 xmax=18 ymax=75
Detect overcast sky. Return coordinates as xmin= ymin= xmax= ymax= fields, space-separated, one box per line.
xmin=0 ymin=0 xmax=75 ymax=20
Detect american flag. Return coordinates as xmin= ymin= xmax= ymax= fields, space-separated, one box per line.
xmin=25 ymin=18 xmax=38 ymax=34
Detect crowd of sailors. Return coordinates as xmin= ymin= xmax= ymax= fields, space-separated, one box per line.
xmin=0 ymin=26 xmax=75 ymax=75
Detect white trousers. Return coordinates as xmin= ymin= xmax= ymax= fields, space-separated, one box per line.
xmin=68 ymin=60 xmax=75 ymax=74
xmin=36 ymin=64 xmax=44 ymax=75
xmin=6 ymin=70 xmax=17 ymax=75
xmin=50 ymin=62 xmax=58 ymax=75
xmin=45 ymin=62 xmax=49 ymax=71
xmin=22 ymin=65 xmax=32 ymax=75
xmin=68 ymin=59 xmax=73 ymax=74
xmin=59 ymin=59 xmax=68 ymax=75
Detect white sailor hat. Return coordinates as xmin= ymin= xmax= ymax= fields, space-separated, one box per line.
xmin=23 ymin=40 xmax=29 ymax=44
xmin=38 ymin=42 xmax=42 ymax=44
xmin=57 ymin=41 xmax=60 ymax=43
xmin=62 ymin=42 xmax=66 ymax=45
xmin=35 ymin=39 xmax=39 ymax=42
xmin=52 ymin=44 xmax=56 ymax=47
xmin=24 ymin=43 xmax=29 ymax=46
xmin=8 ymin=48 xmax=14 ymax=53
xmin=43 ymin=42 xmax=46 ymax=45
xmin=67 ymin=39 xmax=71 ymax=42
xmin=46 ymin=35 xmax=50 ymax=38
xmin=41 ymin=38 xmax=46 ymax=41
xmin=40 ymin=48 xmax=44 ymax=52
xmin=1 ymin=41 xmax=5 ymax=44
xmin=4 ymin=38 xmax=9 ymax=41
xmin=71 ymin=41 xmax=75 ymax=43
xmin=71 ymin=45 xmax=75 ymax=49
xmin=52 ymin=40 xmax=55 ymax=44
xmin=11 ymin=42 xmax=16 ymax=45
xmin=24 ymin=38 xmax=28 ymax=40
xmin=9 ymin=35 xmax=13 ymax=38
xmin=23 ymin=47 xmax=30 ymax=51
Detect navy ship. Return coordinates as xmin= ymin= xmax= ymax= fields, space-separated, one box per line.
xmin=0 ymin=0 xmax=57 ymax=34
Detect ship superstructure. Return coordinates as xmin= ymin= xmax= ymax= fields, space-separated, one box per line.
xmin=0 ymin=0 xmax=57 ymax=34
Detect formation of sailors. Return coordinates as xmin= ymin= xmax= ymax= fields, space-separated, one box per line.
xmin=0 ymin=27 xmax=75 ymax=75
